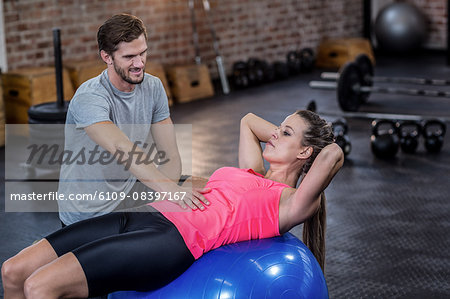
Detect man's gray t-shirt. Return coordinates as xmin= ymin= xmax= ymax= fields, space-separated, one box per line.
xmin=58 ymin=70 xmax=170 ymax=225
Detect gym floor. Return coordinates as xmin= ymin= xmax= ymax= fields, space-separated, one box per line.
xmin=1 ymin=52 xmax=450 ymax=298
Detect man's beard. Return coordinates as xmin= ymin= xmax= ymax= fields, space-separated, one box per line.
xmin=113 ymin=62 xmax=144 ymax=85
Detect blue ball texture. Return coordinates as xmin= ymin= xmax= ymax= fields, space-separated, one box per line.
xmin=108 ymin=233 xmax=328 ymax=299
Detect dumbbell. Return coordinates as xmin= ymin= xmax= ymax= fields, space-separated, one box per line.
xmin=371 ymin=119 xmax=399 ymax=159
xmin=422 ymin=119 xmax=446 ymax=153
xmin=332 ymin=118 xmax=351 ymax=156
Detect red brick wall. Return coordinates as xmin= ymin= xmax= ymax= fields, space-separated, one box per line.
xmin=3 ymin=0 xmax=446 ymax=77
xmin=407 ymin=0 xmax=447 ymax=48
xmin=3 ymin=0 xmax=364 ymax=76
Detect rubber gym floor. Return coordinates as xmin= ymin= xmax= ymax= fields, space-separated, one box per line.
xmin=1 ymin=52 xmax=449 ymax=298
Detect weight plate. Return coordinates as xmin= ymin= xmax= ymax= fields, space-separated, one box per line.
xmin=354 ymin=54 xmax=373 ymax=103
xmin=28 ymin=101 xmax=69 ymax=123
xmin=337 ymin=62 xmax=364 ymax=112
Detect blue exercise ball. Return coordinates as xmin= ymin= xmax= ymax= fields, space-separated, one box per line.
xmin=375 ymin=2 xmax=428 ymax=53
xmin=108 ymin=233 xmax=328 ymax=299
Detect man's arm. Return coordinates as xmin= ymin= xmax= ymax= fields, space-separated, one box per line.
xmin=84 ymin=121 xmax=209 ymax=210
xmin=149 ymin=117 xmax=182 ymax=183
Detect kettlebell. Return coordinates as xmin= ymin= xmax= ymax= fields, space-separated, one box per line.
xmin=232 ymin=61 xmax=249 ymax=89
xmin=298 ymin=48 xmax=315 ymax=73
xmin=286 ymin=51 xmax=301 ymax=75
xmin=332 ymin=118 xmax=351 ymax=156
xmin=422 ymin=119 xmax=446 ymax=153
xmin=247 ymin=58 xmax=265 ymax=86
xmin=371 ymin=119 xmax=399 ymax=159
xmin=397 ymin=121 xmax=422 ymax=154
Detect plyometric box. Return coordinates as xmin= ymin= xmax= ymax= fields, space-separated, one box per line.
xmin=145 ymin=62 xmax=173 ymax=107
xmin=165 ymin=64 xmax=214 ymax=104
xmin=316 ymin=38 xmax=375 ymax=69
xmin=0 ymin=76 xmax=5 ymax=147
xmin=65 ymin=60 xmax=174 ymax=107
xmin=1 ymin=67 xmax=74 ymax=124
xmin=64 ymin=60 xmax=106 ymax=90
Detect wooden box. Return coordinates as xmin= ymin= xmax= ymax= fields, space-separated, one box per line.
xmin=2 ymin=67 xmax=74 ymax=123
xmin=64 ymin=60 xmax=106 ymax=89
xmin=165 ymin=64 xmax=214 ymax=104
xmin=145 ymin=62 xmax=173 ymax=107
xmin=316 ymin=38 xmax=375 ymax=69
xmin=0 ymin=75 xmax=5 ymax=146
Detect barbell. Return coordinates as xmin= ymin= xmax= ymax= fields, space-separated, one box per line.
xmin=309 ymin=61 xmax=450 ymax=111
xmin=321 ymin=54 xmax=450 ymax=86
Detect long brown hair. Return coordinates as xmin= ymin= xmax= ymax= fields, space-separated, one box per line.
xmin=295 ymin=110 xmax=334 ymax=272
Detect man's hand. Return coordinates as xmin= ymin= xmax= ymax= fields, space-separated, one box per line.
xmin=175 ymin=186 xmax=211 ymax=210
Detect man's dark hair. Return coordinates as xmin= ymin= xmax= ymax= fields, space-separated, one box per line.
xmin=97 ymin=14 xmax=147 ymax=55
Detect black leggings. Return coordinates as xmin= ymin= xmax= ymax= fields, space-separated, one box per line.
xmin=46 ymin=205 xmax=194 ymax=297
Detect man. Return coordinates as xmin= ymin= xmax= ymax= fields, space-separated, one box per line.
xmin=58 ymin=14 xmax=208 ymax=226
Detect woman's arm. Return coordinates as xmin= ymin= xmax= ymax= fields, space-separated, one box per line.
xmin=238 ymin=113 xmax=277 ymax=174
xmin=280 ymin=143 xmax=344 ymax=230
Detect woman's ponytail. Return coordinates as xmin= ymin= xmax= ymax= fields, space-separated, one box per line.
xmin=302 ymin=192 xmax=326 ymax=272
xmin=295 ymin=110 xmax=333 ymax=273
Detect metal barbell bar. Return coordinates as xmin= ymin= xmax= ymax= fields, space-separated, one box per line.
xmin=321 ymin=54 xmax=450 ymax=86
xmin=306 ymin=100 xmax=450 ymax=122
xmin=321 ymin=72 xmax=450 ymax=86
xmin=309 ymin=80 xmax=450 ymax=97
xmin=309 ymin=61 xmax=450 ymax=111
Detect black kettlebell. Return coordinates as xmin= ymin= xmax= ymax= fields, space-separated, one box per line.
xmin=371 ymin=119 xmax=399 ymax=159
xmin=298 ymin=48 xmax=315 ymax=73
xmin=422 ymin=119 xmax=446 ymax=153
xmin=232 ymin=61 xmax=249 ymax=89
xmin=286 ymin=51 xmax=301 ymax=75
xmin=259 ymin=60 xmax=275 ymax=83
xmin=332 ymin=118 xmax=351 ymax=156
xmin=272 ymin=61 xmax=290 ymax=80
xmin=397 ymin=121 xmax=422 ymax=154
xmin=247 ymin=58 xmax=265 ymax=86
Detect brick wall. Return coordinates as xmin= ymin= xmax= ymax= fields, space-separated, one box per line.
xmin=3 ymin=0 xmax=364 ymax=77
xmin=407 ymin=0 xmax=447 ymax=48
xmin=3 ymin=0 xmax=446 ymax=78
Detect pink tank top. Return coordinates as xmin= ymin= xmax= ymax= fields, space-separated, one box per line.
xmin=150 ymin=167 xmax=290 ymax=259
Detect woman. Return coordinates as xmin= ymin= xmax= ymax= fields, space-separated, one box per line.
xmin=2 ymin=110 xmax=344 ymax=298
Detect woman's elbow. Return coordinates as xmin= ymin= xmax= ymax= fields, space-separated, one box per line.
xmin=322 ymin=143 xmax=344 ymax=165
xmin=240 ymin=113 xmax=255 ymax=126
xmin=334 ymin=144 xmax=345 ymax=167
